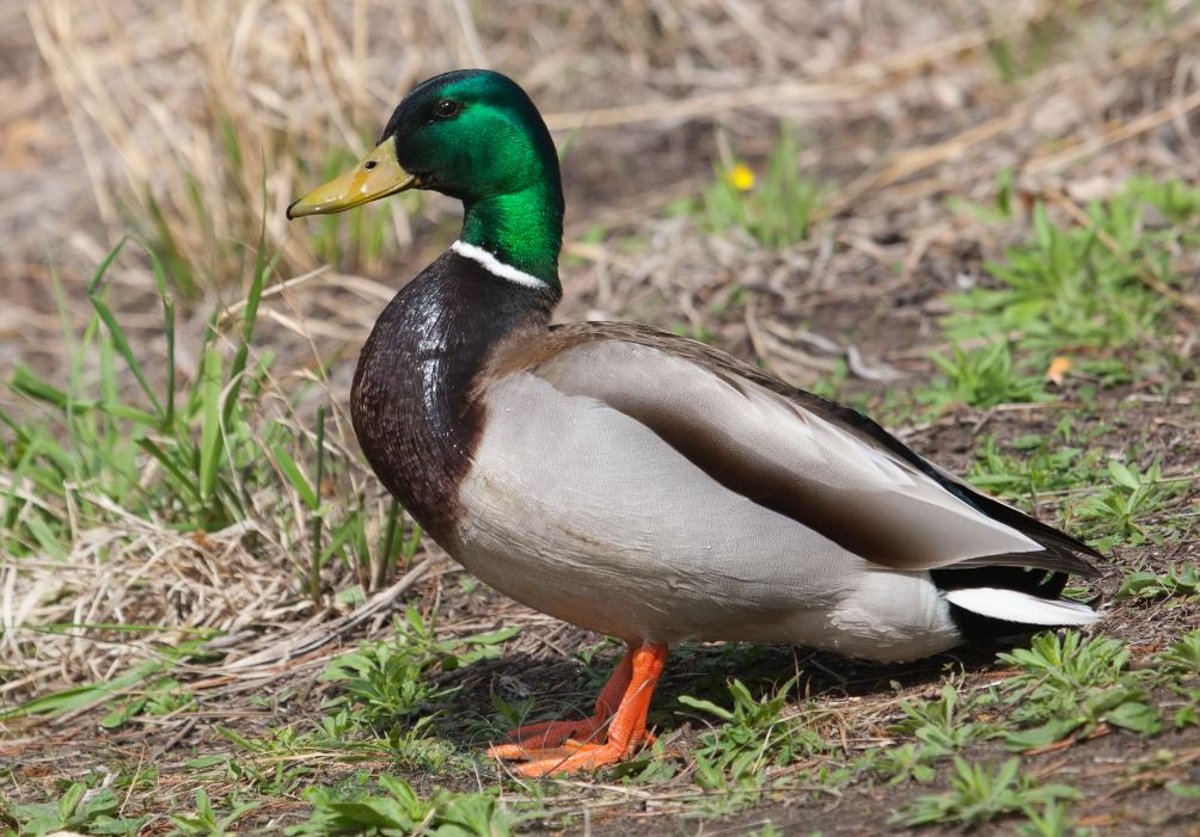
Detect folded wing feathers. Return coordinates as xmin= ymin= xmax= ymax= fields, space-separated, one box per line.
xmin=706 ymin=340 xmax=1104 ymax=577
xmin=533 ymin=324 xmax=1102 ymax=583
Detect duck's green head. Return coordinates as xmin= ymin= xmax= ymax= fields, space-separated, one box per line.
xmin=288 ymin=69 xmax=563 ymax=287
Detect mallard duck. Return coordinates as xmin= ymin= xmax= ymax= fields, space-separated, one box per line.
xmin=287 ymin=69 xmax=1101 ymax=777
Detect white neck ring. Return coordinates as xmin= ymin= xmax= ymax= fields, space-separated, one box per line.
xmin=450 ymin=240 xmax=546 ymax=290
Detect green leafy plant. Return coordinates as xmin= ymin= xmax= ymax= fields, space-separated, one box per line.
xmin=1157 ymin=630 xmax=1200 ymax=677
xmin=1117 ymin=564 xmax=1200 ymax=601
xmin=871 ymin=742 xmax=938 ymax=785
xmin=895 ymin=757 xmax=1078 ymax=828
xmin=968 ymin=425 xmax=1103 ymax=500
xmin=1168 ymin=782 xmax=1200 ymax=800
xmin=696 ymin=126 xmax=821 ymax=248
xmin=320 ymin=606 xmax=516 ymax=731
xmin=922 ymin=340 xmax=1050 ymax=410
xmin=1014 ymin=799 xmax=1080 ymax=837
xmin=998 ymin=632 xmax=1161 ymax=750
xmin=100 ymin=676 xmax=195 ymax=730
xmin=4 ymin=782 xmax=146 ymax=837
xmin=288 ymin=773 xmax=519 ymax=837
xmin=946 ymin=178 xmax=1200 ymax=386
xmin=894 ymin=685 xmax=998 ymax=756
xmin=170 ymin=788 xmax=260 ymax=836
xmin=679 ymin=678 xmax=824 ymax=792
xmin=949 ymin=200 xmax=1168 ymax=352
xmin=1074 ymin=460 xmax=1185 ymax=543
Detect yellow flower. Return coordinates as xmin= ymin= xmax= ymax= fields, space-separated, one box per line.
xmin=727 ymin=163 xmax=755 ymax=192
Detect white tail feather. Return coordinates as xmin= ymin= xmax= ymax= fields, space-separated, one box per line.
xmin=944 ymin=587 xmax=1098 ymax=626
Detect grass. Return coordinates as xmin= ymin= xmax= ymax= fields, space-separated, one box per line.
xmin=4 ymin=782 xmax=149 ymax=836
xmin=6 ymin=1 xmax=1200 ymax=833
xmin=1117 ymin=565 xmax=1200 ymax=602
xmin=895 ymin=756 xmax=1079 ymax=829
xmin=963 ymin=423 xmax=1192 ymax=550
xmin=997 ymin=631 xmax=1162 ymax=749
xmin=673 ymin=125 xmax=822 ymax=249
xmin=678 ymin=677 xmax=828 ymax=802
xmin=292 ymin=774 xmax=521 ymax=837
xmin=1 ymin=231 xmax=419 ymax=585
xmin=940 ymin=177 xmax=1200 ymax=391
xmin=318 ymin=607 xmax=517 ymax=735
xmin=893 ymin=684 xmax=998 ymax=756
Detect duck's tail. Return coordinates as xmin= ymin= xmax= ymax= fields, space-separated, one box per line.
xmin=932 ymin=564 xmax=1100 ymax=641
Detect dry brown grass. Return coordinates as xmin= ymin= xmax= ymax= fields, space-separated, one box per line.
xmin=21 ymin=0 xmax=1170 ymax=291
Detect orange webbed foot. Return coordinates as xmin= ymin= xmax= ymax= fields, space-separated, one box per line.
xmin=486 ymin=717 xmax=603 ymax=760
xmin=489 ymin=642 xmax=668 ymax=777
xmin=506 ymin=741 xmax=630 ymax=777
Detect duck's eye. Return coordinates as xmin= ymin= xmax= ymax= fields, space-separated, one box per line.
xmin=363 ymin=160 xmax=378 ymax=170
xmin=433 ymin=99 xmax=461 ymax=119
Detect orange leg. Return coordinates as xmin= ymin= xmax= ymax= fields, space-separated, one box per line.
xmin=489 ymin=641 xmax=669 ymax=777
xmin=488 ymin=644 xmax=634 ymax=755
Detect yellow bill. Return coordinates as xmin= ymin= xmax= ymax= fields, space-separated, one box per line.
xmin=287 ymin=139 xmax=417 ymax=219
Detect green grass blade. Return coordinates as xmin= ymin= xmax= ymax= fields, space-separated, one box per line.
xmin=223 ymin=198 xmax=269 ymax=429
xmin=309 ymin=405 xmax=327 ymax=603
xmin=86 ymin=292 xmax=163 ymax=417
xmin=197 ymin=345 xmax=224 ymax=507
xmin=136 ymin=438 xmax=201 ymax=501
xmin=271 ymin=442 xmax=317 ymax=509
xmin=84 ymin=236 xmax=129 ymax=295
xmin=144 ymin=244 xmax=178 ymax=427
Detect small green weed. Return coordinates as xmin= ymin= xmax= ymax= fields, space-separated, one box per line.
xmin=968 ymin=425 xmax=1103 ymax=501
xmin=693 ymin=126 xmax=821 ymax=248
xmin=1073 ymin=459 xmax=1186 ymax=543
xmin=320 ymin=606 xmax=517 ymax=731
xmin=895 ymin=756 xmax=1078 ymax=828
xmin=1014 ymin=799 xmax=1081 ymax=837
xmin=288 ymin=773 xmax=519 ymax=837
xmin=1116 ymin=564 xmax=1200 ymax=601
xmin=868 ymin=685 xmax=998 ymax=786
xmin=894 ymin=684 xmax=998 ymax=755
xmin=1158 ymin=630 xmax=1200 ymax=676
xmin=170 ymin=788 xmax=260 ymax=836
xmin=966 ymin=428 xmax=1184 ymax=547
xmin=998 ymin=632 xmax=1161 ymax=750
xmin=1159 ymin=631 xmax=1200 ymax=731
xmin=100 ymin=676 xmax=195 ymax=730
xmin=2 ymin=782 xmax=146 ymax=837
xmin=678 ymin=678 xmax=825 ymax=796
xmin=870 ymin=742 xmax=938 ymax=785
xmin=184 ymin=752 xmax=312 ymax=798
xmin=1168 ymin=782 xmax=1200 ymax=800
xmin=945 ymin=177 xmax=1200 ymax=385
xmin=922 ymin=340 xmax=1050 ymax=410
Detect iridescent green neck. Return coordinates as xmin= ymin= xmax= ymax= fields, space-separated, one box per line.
xmin=461 ymin=180 xmax=563 ymax=289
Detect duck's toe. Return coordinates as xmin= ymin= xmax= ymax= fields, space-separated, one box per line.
xmin=490 ymin=717 xmax=604 ymax=755
xmin=502 ymin=740 xmax=634 ymax=777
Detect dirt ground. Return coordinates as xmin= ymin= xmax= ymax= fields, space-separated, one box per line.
xmin=3 ymin=1 xmax=1199 ymax=834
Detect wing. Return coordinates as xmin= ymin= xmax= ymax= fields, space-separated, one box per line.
xmin=509 ymin=321 xmax=1098 ymax=576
